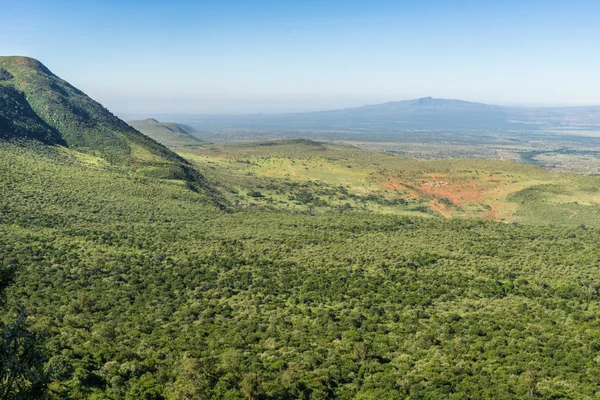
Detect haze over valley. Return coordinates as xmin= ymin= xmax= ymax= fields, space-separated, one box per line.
xmin=126 ymin=97 xmax=600 ymax=175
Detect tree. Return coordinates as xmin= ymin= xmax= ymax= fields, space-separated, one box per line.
xmin=241 ymin=372 xmax=262 ymax=400
xmin=166 ymin=355 xmax=216 ymax=400
xmin=0 ymin=266 xmax=49 ymax=399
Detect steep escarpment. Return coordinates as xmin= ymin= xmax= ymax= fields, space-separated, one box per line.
xmin=0 ymin=56 xmax=204 ymax=184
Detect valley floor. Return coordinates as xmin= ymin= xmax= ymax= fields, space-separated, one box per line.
xmin=180 ymin=139 xmax=600 ymax=227
xmin=2 ymin=141 xmax=600 ymax=399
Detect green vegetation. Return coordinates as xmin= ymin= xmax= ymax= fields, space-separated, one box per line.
xmin=0 ymin=57 xmax=201 ymax=183
xmin=2 ymin=57 xmax=600 ymax=399
xmin=182 ymin=139 xmax=600 ymax=226
xmin=0 ymin=83 xmax=64 ymax=145
xmin=0 ymin=224 xmax=50 ymax=399
xmin=2 ymin=140 xmax=600 ymax=398
xmin=192 ymin=127 xmax=600 ymax=175
xmin=128 ymin=118 xmax=204 ymax=148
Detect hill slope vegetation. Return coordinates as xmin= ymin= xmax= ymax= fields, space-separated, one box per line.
xmin=0 ymin=56 xmax=202 ymax=182
xmin=0 ymin=82 xmax=65 ymax=145
xmin=128 ymin=118 xmax=204 ymax=148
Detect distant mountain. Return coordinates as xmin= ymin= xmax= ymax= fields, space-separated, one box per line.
xmin=182 ymin=97 xmax=600 ymax=134
xmin=324 ymin=97 xmax=499 ymax=114
xmin=128 ymin=118 xmax=204 ymax=148
xmin=0 ymin=56 xmax=203 ymax=183
xmin=298 ymin=97 xmax=511 ymax=129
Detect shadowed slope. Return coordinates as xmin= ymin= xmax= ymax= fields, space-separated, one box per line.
xmin=0 ymin=83 xmax=65 ymax=145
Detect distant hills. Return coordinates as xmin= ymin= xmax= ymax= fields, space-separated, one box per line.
xmin=180 ymin=96 xmax=600 ymax=133
xmin=320 ymin=97 xmax=500 ymax=113
xmin=128 ymin=118 xmax=204 ymax=148
xmin=0 ymin=56 xmax=204 ymax=183
xmin=300 ymin=96 xmax=511 ymax=130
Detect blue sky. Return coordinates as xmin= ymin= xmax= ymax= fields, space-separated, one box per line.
xmin=2 ymin=0 xmax=600 ymax=114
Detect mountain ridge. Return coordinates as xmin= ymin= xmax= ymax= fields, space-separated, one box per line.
xmin=0 ymin=56 xmax=206 ymax=184
xmin=330 ymin=96 xmax=499 ymax=112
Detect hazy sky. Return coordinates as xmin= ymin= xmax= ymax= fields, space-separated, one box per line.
xmin=3 ymin=0 xmax=600 ymax=114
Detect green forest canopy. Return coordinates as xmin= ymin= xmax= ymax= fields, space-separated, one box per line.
xmin=1 ymin=141 xmax=600 ymax=399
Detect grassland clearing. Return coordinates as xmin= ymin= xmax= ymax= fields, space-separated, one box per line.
xmin=181 ymin=139 xmax=600 ymax=226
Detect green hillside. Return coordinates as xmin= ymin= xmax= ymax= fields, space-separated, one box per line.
xmin=128 ymin=118 xmax=204 ymax=148
xmin=0 ymin=56 xmax=202 ymax=182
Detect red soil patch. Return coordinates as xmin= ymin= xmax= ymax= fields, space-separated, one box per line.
xmin=381 ymin=175 xmax=408 ymax=191
xmin=419 ymin=177 xmax=500 ymax=219
xmin=379 ymin=173 xmax=512 ymax=220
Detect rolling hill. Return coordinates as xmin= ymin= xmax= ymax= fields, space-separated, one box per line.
xmin=128 ymin=118 xmax=204 ymax=148
xmin=0 ymin=56 xmax=203 ymax=183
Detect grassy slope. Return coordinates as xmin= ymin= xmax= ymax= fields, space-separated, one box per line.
xmin=2 ymin=141 xmax=600 ymax=398
xmin=0 ymin=56 xmax=204 ymax=183
xmin=181 ymin=139 xmax=600 ymax=226
xmin=128 ymin=118 xmax=204 ymax=148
